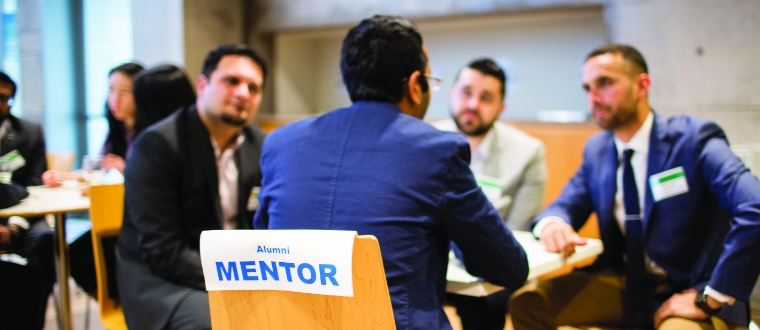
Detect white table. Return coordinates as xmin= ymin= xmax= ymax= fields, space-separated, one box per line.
xmin=0 ymin=186 xmax=90 ymax=330
xmin=446 ymin=230 xmax=603 ymax=296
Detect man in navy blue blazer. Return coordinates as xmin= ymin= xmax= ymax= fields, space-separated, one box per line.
xmin=509 ymin=44 xmax=760 ymax=330
xmin=254 ymin=15 xmax=529 ymax=330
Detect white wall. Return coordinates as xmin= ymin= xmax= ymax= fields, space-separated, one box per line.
xmin=273 ymin=8 xmax=608 ymax=120
xmin=131 ymin=0 xmax=184 ymax=68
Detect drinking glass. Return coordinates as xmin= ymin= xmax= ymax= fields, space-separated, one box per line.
xmin=82 ymin=155 xmax=104 ymax=185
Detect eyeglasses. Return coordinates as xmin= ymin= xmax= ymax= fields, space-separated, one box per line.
xmin=426 ymin=75 xmax=442 ymax=91
xmin=0 ymin=95 xmax=14 ymax=106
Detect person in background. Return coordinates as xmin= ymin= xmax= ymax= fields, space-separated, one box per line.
xmin=509 ymin=44 xmax=760 ymax=329
xmin=254 ymin=15 xmax=528 ymax=330
xmin=117 ymin=44 xmax=267 ymax=330
xmin=0 ymin=71 xmax=54 ymax=329
xmin=100 ymin=62 xmax=145 ymax=173
xmin=132 ymin=64 xmax=197 ymax=137
xmin=432 ymin=58 xmax=546 ymax=330
xmin=42 ymin=62 xmax=144 ymax=187
xmin=75 ymin=63 xmax=199 ymax=301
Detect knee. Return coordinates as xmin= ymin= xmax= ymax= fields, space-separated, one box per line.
xmin=509 ymin=286 xmax=546 ymax=318
xmin=25 ymin=219 xmax=53 ymax=252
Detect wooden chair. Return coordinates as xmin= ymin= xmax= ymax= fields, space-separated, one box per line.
xmin=46 ymin=151 xmax=76 ymax=171
xmin=208 ymin=235 xmax=396 ymax=329
xmin=88 ymin=183 xmax=127 ymax=329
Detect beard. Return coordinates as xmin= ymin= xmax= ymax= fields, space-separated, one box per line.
xmin=453 ymin=109 xmax=495 ymax=137
xmin=220 ymin=113 xmax=248 ymax=127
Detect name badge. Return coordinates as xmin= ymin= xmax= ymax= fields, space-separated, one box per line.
xmin=246 ymin=186 xmax=260 ymax=211
xmin=649 ymin=166 xmax=689 ymax=202
xmin=0 ymin=150 xmax=26 ymax=173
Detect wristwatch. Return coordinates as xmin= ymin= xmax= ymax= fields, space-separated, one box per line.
xmin=694 ymin=292 xmax=722 ymax=315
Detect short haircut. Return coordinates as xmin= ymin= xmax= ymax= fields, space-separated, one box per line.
xmin=456 ymin=58 xmax=507 ymax=100
xmin=586 ymin=44 xmax=648 ymax=76
xmin=0 ymin=71 xmax=17 ymax=96
xmin=340 ymin=15 xmax=428 ymax=103
xmin=201 ymin=44 xmax=268 ymax=86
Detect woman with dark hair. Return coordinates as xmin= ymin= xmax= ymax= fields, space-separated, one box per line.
xmin=42 ymin=63 xmax=144 ymax=186
xmin=101 ymin=62 xmax=145 ymax=173
xmin=132 ymin=64 xmax=196 ymax=137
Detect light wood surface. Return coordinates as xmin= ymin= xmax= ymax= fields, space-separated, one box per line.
xmin=208 ymin=235 xmax=396 ymax=330
xmin=0 ymin=186 xmax=90 ymax=218
xmin=89 ymin=184 xmax=127 ymax=330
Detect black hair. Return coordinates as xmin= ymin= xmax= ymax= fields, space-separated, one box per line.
xmin=103 ymin=62 xmax=144 ymax=158
xmin=133 ymin=64 xmax=196 ymax=136
xmin=201 ymin=44 xmax=268 ymax=86
xmin=457 ymin=58 xmax=507 ymax=100
xmin=340 ymin=15 xmax=428 ymax=103
xmin=586 ymin=44 xmax=649 ymax=76
xmin=0 ymin=71 xmax=17 ymax=96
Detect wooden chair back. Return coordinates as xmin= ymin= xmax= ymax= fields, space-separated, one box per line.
xmin=88 ymin=183 xmax=127 ymax=329
xmin=208 ymin=235 xmax=396 ymax=329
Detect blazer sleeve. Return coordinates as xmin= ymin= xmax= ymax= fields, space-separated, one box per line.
xmin=123 ymin=130 xmax=205 ymax=289
xmin=532 ymin=147 xmax=595 ymax=232
xmin=504 ymin=143 xmax=547 ymax=231
xmin=697 ymin=124 xmax=760 ymax=301
xmin=440 ymin=141 xmax=528 ymax=289
xmin=0 ymin=182 xmax=28 ymax=208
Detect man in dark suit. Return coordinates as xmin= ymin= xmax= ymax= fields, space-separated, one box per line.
xmin=254 ymin=15 xmax=528 ymax=330
xmin=509 ymin=44 xmax=760 ymax=330
xmin=0 ymin=71 xmax=55 ymax=329
xmin=117 ymin=44 xmax=267 ymax=330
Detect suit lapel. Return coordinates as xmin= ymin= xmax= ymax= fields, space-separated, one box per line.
xmin=644 ymin=113 xmax=672 ymax=229
xmin=236 ymin=127 xmax=261 ymax=229
xmin=598 ymin=134 xmax=618 ymax=228
xmin=184 ymin=108 xmax=224 ymax=226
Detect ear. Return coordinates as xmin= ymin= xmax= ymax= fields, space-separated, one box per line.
xmin=196 ymin=75 xmax=208 ymax=96
xmin=634 ymin=73 xmax=651 ymax=98
xmin=498 ymin=101 xmax=506 ymax=116
xmin=406 ymin=70 xmax=424 ymax=105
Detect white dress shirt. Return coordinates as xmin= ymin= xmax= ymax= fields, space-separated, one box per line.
xmin=469 ymin=126 xmax=496 ymax=175
xmin=210 ymin=134 xmax=245 ymax=230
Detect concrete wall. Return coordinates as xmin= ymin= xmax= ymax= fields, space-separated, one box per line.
xmin=605 ymin=0 xmax=760 ymax=145
xmin=132 ymin=0 xmax=185 ymax=68
xmin=248 ymin=0 xmax=760 ymax=144
xmin=183 ymin=0 xmax=245 ymax=83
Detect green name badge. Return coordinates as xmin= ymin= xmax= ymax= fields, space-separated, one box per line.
xmin=649 ymin=166 xmax=689 ymax=202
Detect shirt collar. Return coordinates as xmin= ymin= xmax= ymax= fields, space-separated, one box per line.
xmin=210 ymin=134 xmax=246 ymax=159
xmin=473 ymin=125 xmax=496 ymax=159
xmin=614 ymin=111 xmax=653 ymax=158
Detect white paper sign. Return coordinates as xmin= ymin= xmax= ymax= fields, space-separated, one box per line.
xmin=200 ymin=229 xmax=356 ymax=297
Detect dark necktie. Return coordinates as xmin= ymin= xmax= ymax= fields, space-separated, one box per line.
xmin=623 ymin=148 xmax=650 ymax=324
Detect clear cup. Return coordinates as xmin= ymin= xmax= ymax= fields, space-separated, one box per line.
xmin=82 ymin=155 xmax=104 ymax=185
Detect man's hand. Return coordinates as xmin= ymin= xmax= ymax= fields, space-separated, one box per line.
xmin=539 ymin=221 xmax=587 ymax=257
xmin=101 ymin=154 xmax=126 ymax=173
xmin=654 ymin=289 xmax=718 ymax=328
xmin=42 ymin=170 xmax=65 ymax=187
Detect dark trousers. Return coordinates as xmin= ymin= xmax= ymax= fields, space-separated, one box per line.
xmin=1 ymin=217 xmax=55 ymax=329
xmin=447 ymin=287 xmax=515 ymax=330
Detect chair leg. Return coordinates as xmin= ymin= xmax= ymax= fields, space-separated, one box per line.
xmin=84 ymin=294 xmax=90 ymax=330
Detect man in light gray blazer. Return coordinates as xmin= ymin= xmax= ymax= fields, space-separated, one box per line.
xmin=432 ymin=58 xmax=547 ymax=330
